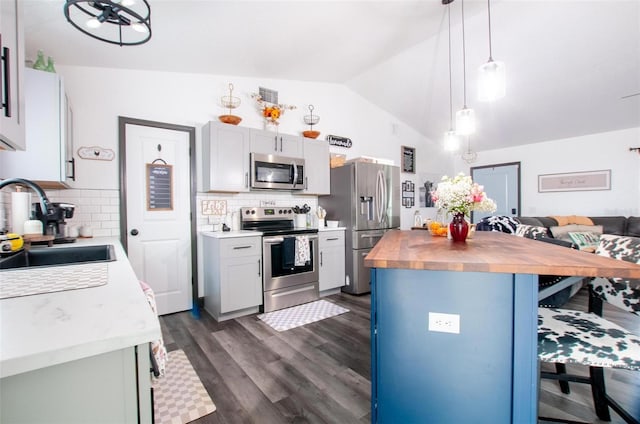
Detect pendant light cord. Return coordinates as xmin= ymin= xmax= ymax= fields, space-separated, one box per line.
xmin=487 ymin=0 xmax=494 ymax=61
xmin=448 ymin=4 xmax=453 ymax=129
xmin=461 ymin=0 xmax=468 ymax=108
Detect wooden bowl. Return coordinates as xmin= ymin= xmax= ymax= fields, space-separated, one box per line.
xmin=219 ymin=115 xmax=242 ymax=125
xmin=302 ymin=130 xmax=320 ymax=139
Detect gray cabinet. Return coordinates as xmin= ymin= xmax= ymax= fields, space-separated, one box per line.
xmin=250 ymin=128 xmax=302 ymax=158
xmin=303 ymin=138 xmax=330 ymax=194
xmin=1 ymin=344 xmax=152 ymax=423
xmin=0 ymin=69 xmax=75 ymax=188
xmin=0 ymin=0 xmax=25 ymax=150
xmin=203 ymin=235 xmax=263 ymax=321
xmin=202 ymin=121 xmax=250 ymax=192
xmin=319 ymin=229 xmax=345 ymax=292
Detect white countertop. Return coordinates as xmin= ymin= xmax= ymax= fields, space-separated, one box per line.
xmin=200 ymin=230 xmax=262 ymax=239
xmin=318 ymin=227 xmax=346 ymax=231
xmin=0 ymin=237 xmax=161 ymax=378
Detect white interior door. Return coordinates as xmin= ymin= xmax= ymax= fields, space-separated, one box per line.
xmin=124 ymin=123 xmax=192 ymax=315
xmin=471 ymin=163 xmax=520 ymax=223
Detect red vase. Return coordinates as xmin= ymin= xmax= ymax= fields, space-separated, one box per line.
xmin=449 ymin=213 xmax=469 ymax=242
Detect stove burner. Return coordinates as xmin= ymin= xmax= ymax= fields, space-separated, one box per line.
xmin=240 ymin=207 xmax=318 ymax=236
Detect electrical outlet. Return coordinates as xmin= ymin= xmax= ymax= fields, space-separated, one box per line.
xmin=428 ymin=312 xmax=460 ymax=334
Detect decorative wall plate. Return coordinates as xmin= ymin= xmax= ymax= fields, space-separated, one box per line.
xmin=77 ymin=146 xmax=115 ymax=161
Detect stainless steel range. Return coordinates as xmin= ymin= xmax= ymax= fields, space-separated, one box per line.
xmin=241 ymin=207 xmax=319 ymax=312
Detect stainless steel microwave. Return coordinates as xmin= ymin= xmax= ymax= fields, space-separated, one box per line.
xmin=250 ymin=153 xmax=305 ymax=190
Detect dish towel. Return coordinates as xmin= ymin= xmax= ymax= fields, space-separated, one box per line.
xmin=139 ymin=281 xmax=168 ymax=377
xmin=282 ymin=237 xmax=296 ymax=268
xmin=294 ymin=235 xmax=310 ymax=266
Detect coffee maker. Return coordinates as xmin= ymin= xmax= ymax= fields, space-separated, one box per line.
xmin=34 ymin=202 xmax=76 ymax=242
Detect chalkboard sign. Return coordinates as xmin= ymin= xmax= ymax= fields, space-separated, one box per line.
xmin=146 ymin=163 xmax=173 ymax=211
xmin=401 ymin=145 xmax=415 ymax=174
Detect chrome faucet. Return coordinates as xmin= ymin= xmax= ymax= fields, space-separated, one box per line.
xmin=0 ymin=178 xmax=54 ymax=218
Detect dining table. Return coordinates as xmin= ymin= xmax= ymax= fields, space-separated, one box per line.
xmin=364 ymin=230 xmax=640 ymax=423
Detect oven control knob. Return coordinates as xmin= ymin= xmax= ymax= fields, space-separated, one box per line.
xmin=245 ymin=210 xmax=250 ymax=215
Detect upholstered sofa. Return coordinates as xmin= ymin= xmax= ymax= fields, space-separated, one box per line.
xmin=476 ymin=215 xmax=640 ymax=306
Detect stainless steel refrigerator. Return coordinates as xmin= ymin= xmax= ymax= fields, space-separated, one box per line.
xmin=319 ymin=162 xmax=400 ymax=294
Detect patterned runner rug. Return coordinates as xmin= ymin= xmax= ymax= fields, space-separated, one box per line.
xmin=153 ymin=349 xmax=216 ymax=424
xmin=257 ymin=299 xmax=349 ymax=332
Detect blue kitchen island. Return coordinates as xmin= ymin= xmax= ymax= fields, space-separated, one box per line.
xmin=364 ymin=230 xmax=640 ymax=423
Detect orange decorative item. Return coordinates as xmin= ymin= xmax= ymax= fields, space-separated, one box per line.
xmin=218 ymin=83 xmax=242 ymax=125
xmin=302 ymin=104 xmax=320 ymax=138
xmin=252 ymin=91 xmax=296 ymax=128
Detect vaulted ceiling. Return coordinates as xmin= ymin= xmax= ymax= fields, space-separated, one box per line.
xmin=23 ymin=1 xmax=640 ymax=151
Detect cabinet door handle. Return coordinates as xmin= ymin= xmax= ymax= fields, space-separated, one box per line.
xmin=320 ymin=251 xmax=323 ymax=266
xmin=258 ymin=259 xmax=261 ymax=276
xmin=2 ymin=45 xmax=11 ymax=117
xmin=274 ymin=135 xmax=277 ymax=151
xmin=245 ymin=172 xmax=249 ymax=188
xmin=67 ymin=157 xmax=76 ymax=181
xmin=279 ymin=137 xmax=283 ymax=152
xmin=326 ymin=237 xmax=339 ymax=241
xmin=233 ymin=245 xmax=252 ymax=250
xmin=305 ymin=176 xmax=308 ymax=190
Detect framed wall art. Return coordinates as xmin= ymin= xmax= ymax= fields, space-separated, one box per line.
xmin=538 ymin=170 xmax=611 ymax=193
xmin=402 ymin=180 xmax=415 ymax=207
xmin=401 ymin=145 xmax=415 ymax=174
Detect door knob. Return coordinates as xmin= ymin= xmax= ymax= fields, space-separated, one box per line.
xmin=130 ymin=229 xmax=139 ymax=236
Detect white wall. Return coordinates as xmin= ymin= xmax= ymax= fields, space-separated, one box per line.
xmin=453 ymin=127 xmax=640 ymax=217
xmin=54 ymin=65 xmax=451 ymax=230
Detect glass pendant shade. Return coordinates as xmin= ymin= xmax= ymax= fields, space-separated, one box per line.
xmin=444 ymin=130 xmax=460 ymax=152
xmin=478 ymin=59 xmax=505 ymax=101
xmin=455 ymin=107 xmax=476 ymax=135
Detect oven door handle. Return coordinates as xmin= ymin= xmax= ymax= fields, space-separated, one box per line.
xmin=264 ymin=237 xmax=285 ymax=244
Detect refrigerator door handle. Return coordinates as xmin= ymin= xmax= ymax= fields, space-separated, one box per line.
xmin=376 ymin=170 xmax=385 ymax=224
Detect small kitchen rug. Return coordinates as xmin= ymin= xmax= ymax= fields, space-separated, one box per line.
xmin=257 ymin=299 xmax=349 ymax=332
xmin=153 ymin=349 xmax=216 ymax=424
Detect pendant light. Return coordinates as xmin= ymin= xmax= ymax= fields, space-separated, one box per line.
xmin=461 ymin=136 xmax=478 ymax=164
xmin=455 ymin=0 xmax=476 ymax=135
xmin=443 ymin=0 xmax=460 ymax=152
xmin=478 ymin=0 xmax=505 ymax=101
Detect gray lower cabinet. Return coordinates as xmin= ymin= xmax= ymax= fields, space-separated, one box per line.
xmin=319 ymin=229 xmax=346 ymax=292
xmin=203 ymin=235 xmax=263 ymax=321
xmin=1 ymin=344 xmax=152 ymax=423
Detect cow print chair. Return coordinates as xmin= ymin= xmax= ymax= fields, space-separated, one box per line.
xmin=538 ymin=234 xmax=640 ymax=423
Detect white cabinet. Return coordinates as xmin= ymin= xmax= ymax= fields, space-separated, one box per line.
xmin=250 ymin=128 xmax=302 ymax=158
xmin=0 ymin=0 xmax=26 ymax=150
xmin=202 ymin=121 xmax=250 ymax=192
xmin=203 ymin=235 xmax=263 ymax=321
xmin=0 ymin=68 xmax=75 ymax=188
xmin=303 ymin=138 xmax=330 ymax=194
xmin=319 ymin=229 xmax=346 ymax=293
xmin=1 ymin=344 xmax=152 ymax=423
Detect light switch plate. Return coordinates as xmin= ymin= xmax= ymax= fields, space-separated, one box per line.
xmin=428 ymin=312 xmax=460 ymax=334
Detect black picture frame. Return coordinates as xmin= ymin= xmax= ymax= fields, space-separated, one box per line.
xmin=401 ymin=146 xmax=416 ymax=174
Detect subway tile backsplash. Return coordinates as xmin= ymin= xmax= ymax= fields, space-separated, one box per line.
xmin=0 ymin=187 xmax=319 ymax=235
xmin=0 ymin=188 xmax=120 ymax=237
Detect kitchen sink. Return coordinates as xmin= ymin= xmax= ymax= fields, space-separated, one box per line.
xmin=0 ymin=244 xmax=116 ymax=270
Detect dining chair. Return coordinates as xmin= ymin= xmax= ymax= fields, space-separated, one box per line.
xmin=538 ymin=234 xmax=640 ymax=423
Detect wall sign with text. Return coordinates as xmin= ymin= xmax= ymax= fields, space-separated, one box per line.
xmin=146 ymin=163 xmax=173 ymax=211
xmin=326 ymin=134 xmax=352 ymax=148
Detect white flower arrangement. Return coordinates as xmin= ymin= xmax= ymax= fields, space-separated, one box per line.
xmin=431 ymin=173 xmax=497 ymax=217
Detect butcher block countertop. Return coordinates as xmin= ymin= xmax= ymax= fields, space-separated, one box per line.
xmin=364 ymin=230 xmax=640 ymax=278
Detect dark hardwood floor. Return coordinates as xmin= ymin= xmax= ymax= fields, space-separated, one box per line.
xmin=159 ymin=286 xmax=639 ymax=423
